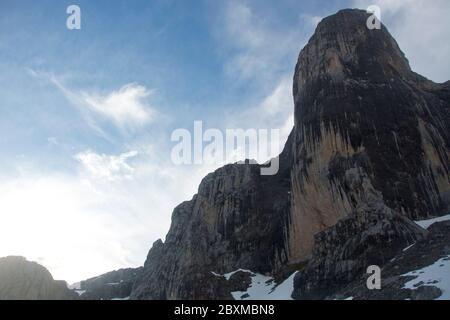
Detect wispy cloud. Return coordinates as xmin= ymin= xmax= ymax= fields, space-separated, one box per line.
xmin=222 ymin=76 xmax=294 ymax=164
xmin=261 ymin=78 xmax=294 ymax=146
xmin=0 ymin=147 xmax=217 ymax=283
xmin=249 ymin=76 xmax=294 ymax=147
xmin=82 ymin=84 xmax=154 ymax=129
xmin=75 ymin=150 xmax=138 ymax=182
xmin=258 ymin=77 xmax=292 ymax=117
xmin=220 ymin=1 xmax=305 ymax=83
xmin=28 ymin=69 xmax=157 ymax=134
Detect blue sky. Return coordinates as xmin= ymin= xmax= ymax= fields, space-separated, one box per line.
xmin=0 ymin=0 xmax=449 ymax=283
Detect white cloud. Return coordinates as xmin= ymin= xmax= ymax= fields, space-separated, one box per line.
xmin=28 ymin=69 xmax=156 ymax=133
xmin=0 ymin=148 xmax=217 ymax=283
xmin=252 ymin=77 xmax=294 ymax=148
xmin=82 ymin=84 xmax=154 ymax=129
xmin=47 ymin=137 xmax=59 ymax=146
xmin=75 ymin=150 xmax=138 ymax=181
xmin=213 ymin=1 xmax=301 ymax=162
xmin=352 ymin=0 xmax=450 ymax=83
xmin=259 ymin=77 xmax=292 ymax=117
xmin=0 ymin=173 xmax=137 ymax=283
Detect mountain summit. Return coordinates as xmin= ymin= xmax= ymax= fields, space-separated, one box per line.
xmin=63 ymin=9 xmax=449 ymax=300
xmin=289 ymin=8 xmax=449 ymax=263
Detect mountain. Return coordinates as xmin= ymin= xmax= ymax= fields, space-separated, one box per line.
xmin=0 ymin=256 xmax=78 ymax=300
xmin=127 ymin=8 xmax=449 ymax=300
xmin=6 ymin=8 xmax=447 ymax=300
xmin=76 ymin=267 xmax=142 ymax=300
xmin=289 ymin=8 xmax=449 ymax=262
xmin=131 ymin=154 xmax=293 ymax=299
xmin=288 ymin=8 xmax=450 ymax=299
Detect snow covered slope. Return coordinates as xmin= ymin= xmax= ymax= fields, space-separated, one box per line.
xmin=212 ymin=269 xmax=297 ymax=300
xmin=402 ymin=255 xmax=450 ymax=300
xmin=415 ymin=214 xmax=450 ymax=229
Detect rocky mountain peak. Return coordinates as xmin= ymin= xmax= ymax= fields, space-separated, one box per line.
xmin=294 ymin=9 xmax=411 ymax=107
xmin=288 ymin=8 xmax=449 ymax=263
xmin=75 ymin=8 xmax=449 ymax=301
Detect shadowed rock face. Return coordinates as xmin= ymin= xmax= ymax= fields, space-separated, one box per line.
xmin=292 ymin=202 xmax=428 ymax=299
xmin=78 ymin=267 xmax=143 ymax=300
xmin=131 ymin=144 xmax=293 ymax=299
xmin=0 ymin=256 xmax=78 ymax=300
xmin=329 ymin=220 xmax=450 ymax=300
xmin=129 ymin=9 xmax=449 ymax=300
xmin=288 ymin=8 xmax=449 ymax=262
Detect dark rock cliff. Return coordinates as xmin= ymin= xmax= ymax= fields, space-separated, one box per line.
xmin=131 ymin=141 xmax=293 ymax=299
xmin=292 ymin=202 xmax=428 ymax=299
xmin=0 ymin=256 xmax=78 ymax=300
xmin=288 ymin=9 xmax=449 ymax=298
xmin=288 ymin=8 xmax=449 ymax=262
xmin=78 ymin=267 xmax=142 ymax=300
xmin=129 ymin=8 xmax=449 ymax=300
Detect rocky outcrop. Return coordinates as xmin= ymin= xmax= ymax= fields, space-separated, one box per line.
xmin=129 ymin=8 xmax=449 ymax=300
xmin=292 ymin=202 xmax=428 ymax=299
xmin=330 ymin=220 xmax=450 ymax=300
xmin=78 ymin=267 xmax=143 ymax=300
xmin=0 ymin=256 xmax=78 ymax=300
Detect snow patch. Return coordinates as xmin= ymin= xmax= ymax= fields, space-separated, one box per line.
xmin=414 ymin=214 xmax=450 ymax=229
xmin=402 ymin=243 xmax=416 ymax=252
xmin=111 ymin=296 xmax=130 ymax=300
xmin=74 ymin=290 xmax=86 ymax=296
xmin=223 ymin=269 xmax=253 ymax=280
xmin=68 ymin=282 xmax=81 ymax=290
xmin=402 ymin=255 xmax=450 ymax=300
xmin=231 ymin=271 xmax=297 ymax=300
xmin=211 ymin=269 xmax=297 ymax=300
xmin=210 ymin=271 xmax=222 ymax=277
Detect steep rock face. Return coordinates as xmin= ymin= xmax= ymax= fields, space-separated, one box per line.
xmin=131 ymin=144 xmax=292 ymax=299
xmin=0 ymin=256 xmax=78 ymax=300
xmin=131 ymin=9 xmax=449 ymax=300
xmin=78 ymin=267 xmax=142 ymax=300
xmin=288 ymin=9 xmax=450 ymax=262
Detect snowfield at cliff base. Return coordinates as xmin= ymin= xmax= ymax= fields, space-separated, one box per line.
xmin=403 ymin=214 xmax=450 ymax=300
xmin=211 ymin=269 xmax=297 ymax=300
